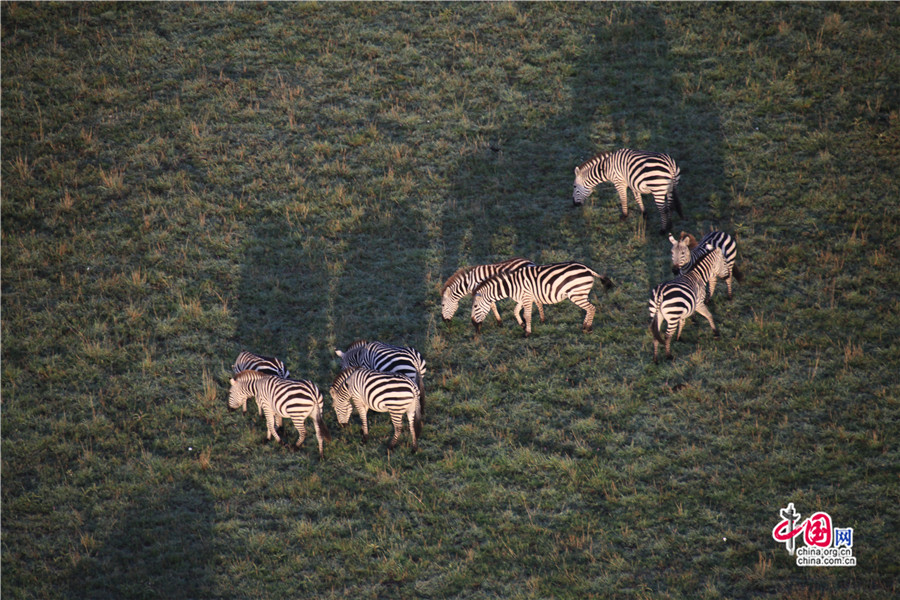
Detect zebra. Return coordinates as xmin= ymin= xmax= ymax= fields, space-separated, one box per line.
xmin=228 ymin=370 xmax=331 ymax=457
xmin=648 ymin=244 xmax=726 ymax=362
xmin=231 ymin=351 xmax=290 ymax=414
xmin=441 ymin=257 xmax=546 ymax=326
xmin=470 ymin=262 xmax=614 ymax=337
xmin=335 ymin=340 xmax=426 ymax=415
xmin=668 ymin=230 xmax=743 ymax=300
xmin=573 ymin=148 xmax=683 ymax=234
xmin=329 ymin=367 xmax=422 ymax=453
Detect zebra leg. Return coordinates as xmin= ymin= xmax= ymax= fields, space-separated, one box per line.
xmin=491 ymin=302 xmax=503 ymax=326
xmin=536 ymin=301 xmax=546 ymax=323
xmin=264 ymin=408 xmax=282 ymax=444
xmin=615 ymin=182 xmax=630 ymax=219
xmin=656 ymin=198 xmax=671 ymax=235
xmin=571 ymin=295 xmax=596 ymax=333
xmin=512 ymin=299 xmax=526 ymax=330
xmin=694 ymin=303 xmax=720 ymax=339
xmin=631 ymin=187 xmax=647 ymax=220
xmin=358 ymin=407 xmax=370 ymax=444
xmin=388 ymin=413 xmax=404 ymax=450
xmin=293 ymin=418 xmax=307 ymax=451
xmin=665 ymin=322 xmax=678 ymax=360
xmin=725 ymin=273 xmax=734 ymax=300
xmin=407 ymin=409 xmax=419 ymax=453
xmin=522 ymin=301 xmax=533 ymax=337
xmin=675 ymin=316 xmax=686 ymax=341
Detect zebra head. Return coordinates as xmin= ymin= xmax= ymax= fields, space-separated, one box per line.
xmin=440 ymin=267 xmax=471 ymax=322
xmin=572 ymin=165 xmax=592 ymax=206
xmin=329 ymin=369 xmax=355 ymax=426
xmin=441 ymin=289 xmax=461 ymax=322
xmin=470 ymin=291 xmax=492 ymax=333
xmin=669 ymin=233 xmax=693 ymax=274
xmin=227 ymin=376 xmax=253 ymax=412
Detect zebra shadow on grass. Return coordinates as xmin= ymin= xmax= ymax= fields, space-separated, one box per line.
xmin=66 ymin=476 xmax=216 ymax=599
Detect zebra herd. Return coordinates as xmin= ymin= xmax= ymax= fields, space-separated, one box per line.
xmin=227 ymin=147 xmax=741 ymax=456
xmin=228 ymin=342 xmax=427 ymax=457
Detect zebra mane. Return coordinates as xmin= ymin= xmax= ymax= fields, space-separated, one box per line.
xmin=440 ymin=266 xmax=474 ymax=295
xmin=331 ymin=367 xmax=358 ymax=388
xmin=680 ymin=232 xmax=699 ymax=249
xmin=472 ymin=270 xmax=509 ymax=295
xmin=233 ymin=369 xmax=266 ymax=382
xmin=576 ymin=152 xmax=609 ymax=172
xmin=346 ymin=340 xmax=368 ymax=351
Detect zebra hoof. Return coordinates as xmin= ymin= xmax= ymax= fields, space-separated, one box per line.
xmin=619 ymin=213 xmax=628 ymax=221
xmin=583 ymin=325 xmax=593 ymax=333
xmin=713 ymin=332 xmax=721 ymax=340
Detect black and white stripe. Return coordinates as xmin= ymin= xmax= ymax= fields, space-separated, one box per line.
xmin=471 ymin=262 xmax=614 ymax=337
xmin=648 ymin=245 xmax=726 ymax=362
xmin=330 ymin=367 xmax=422 ymax=452
xmin=441 ymin=257 xmax=545 ymax=326
xmin=573 ymin=148 xmax=682 ymax=234
xmin=228 ymin=370 xmax=331 ymax=457
xmin=668 ymin=230 xmax=743 ymax=299
xmin=231 ymin=351 xmax=290 ymax=414
xmin=335 ymin=340 xmax=426 ymax=414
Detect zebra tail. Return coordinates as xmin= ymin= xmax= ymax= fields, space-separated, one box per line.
xmin=732 ymin=264 xmax=745 ymax=282
xmin=649 ymin=296 xmax=666 ymax=344
xmin=417 ymin=373 xmax=426 ymax=420
xmin=586 ymin=268 xmax=614 ymax=289
xmin=670 ymin=185 xmax=684 ymax=218
xmin=414 ymin=397 xmax=423 ymax=439
xmin=318 ymin=409 xmax=332 ymax=442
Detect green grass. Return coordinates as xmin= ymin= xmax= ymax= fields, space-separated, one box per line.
xmin=2 ymin=3 xmax=898 ymax=599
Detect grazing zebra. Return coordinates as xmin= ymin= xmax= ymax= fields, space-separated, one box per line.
xmin=441 ymin=257 xmax=546 ymax=326
xmin=668 ymin=230 xmax=743 ymax=299
xmin=335 ymin=340 xmax=427 ymax=415
xmin=231 ymin=351 xmax=290 ymax=414
xmin=228 ymin=370 xmax=331 ymax=457
xmin=648 ymin=245 xmax=726 ymax=362
xmin=471 ymin=262 xmax=614 ymax=337
xmin=573 ymin=148 xmax=683 ymax=234
xmin=329 ymin=367 xmax=422 ymax=453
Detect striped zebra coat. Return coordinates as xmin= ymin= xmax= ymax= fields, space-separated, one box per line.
xmin=669 ymin=230 xmax=743 ymax=299
xmin=228 ymin=370 xmax=331 ymax=457
xmin=335 ymin=340 xmax=426 ymax=415
xmin=441 ymin=257 xmax=546 ymax=326
xmin=231 ymin=351 xmax=290 ymax=414
xmin=573 ymin=148 xmax=682 ymax=234
xmin=330 ymin=367 xmax=423 ymax=453
xmin=471 ymin=262 xmax=614 ymax=337
xmin=649 ymin=245 xmax=725 ymax=362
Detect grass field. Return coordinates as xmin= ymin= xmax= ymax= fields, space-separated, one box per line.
xmin=2 ymin=3 xmax=898 ymax=598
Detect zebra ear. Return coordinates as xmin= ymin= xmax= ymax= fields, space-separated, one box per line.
xmin=705 ymin=243 xmax=714 ymax=251
xmin=229 ymin=378 xmax=236 ymax=386
xmin=335 ymin=350 xmax=344 ymax=358
xmin=668 ymin=233 xmax=677 ymax=244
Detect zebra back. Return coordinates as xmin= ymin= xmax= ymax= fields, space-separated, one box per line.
xmin=335 ymin=340 xmax=426 ymax=380
xmin=232 ymin=350 xmax=289 ymax=378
